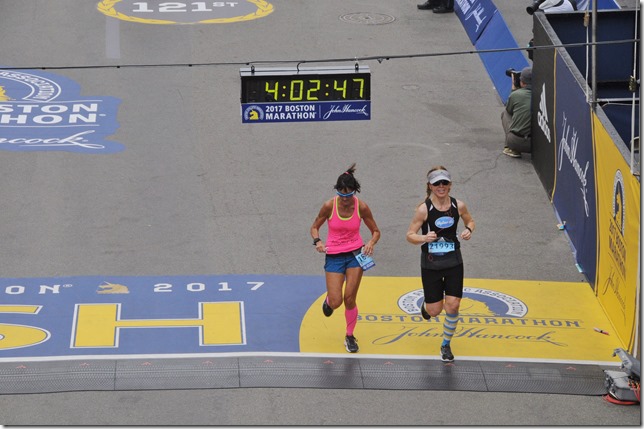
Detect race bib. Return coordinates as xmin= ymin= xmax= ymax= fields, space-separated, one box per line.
xmin=353 ymin=249 xmax=376 ymax=271
xmin=427 ymin=240 xmax=455 ymax=254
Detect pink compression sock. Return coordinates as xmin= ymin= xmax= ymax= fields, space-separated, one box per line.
xmin=345 ymin=306 xmax=358 ymax=336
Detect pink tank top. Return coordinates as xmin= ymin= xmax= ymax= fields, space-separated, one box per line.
xmin=326 ymin=196 xmax=364 ymax=254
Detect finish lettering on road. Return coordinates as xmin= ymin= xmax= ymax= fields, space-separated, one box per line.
xmin=0 ymin=302 xmax=245 ymax=350
xmin=72 ymin=302 xmax=245 ymax=348
xmin=0 ymin=305 xmax=50 ymax=349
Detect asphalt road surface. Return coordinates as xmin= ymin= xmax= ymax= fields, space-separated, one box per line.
xmin=0 ymin=0 xmax=640 ymax=425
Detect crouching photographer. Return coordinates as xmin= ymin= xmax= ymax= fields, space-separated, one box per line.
xmin=501 ymin=67 xmax=532 ymax=158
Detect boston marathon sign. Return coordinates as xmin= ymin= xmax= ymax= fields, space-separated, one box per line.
xmin=0 ymin=69 xmax=122 ymax=153
xmin=240 ymin=66 xmax=372 ymax=123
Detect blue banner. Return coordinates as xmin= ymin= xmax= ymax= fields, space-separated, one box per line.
xmin=474 ymin=13 xmax=530 ymax=104
xmin=241 ymin=101 xmax=370 ymax=123
xmin=455 ymin=0 xmax=497 ymax=44
xmin=0 ymin=274 xmax=326 ymax=359
xmin=552 ymin=54 xmax=597 ymax=287
xmin=0 ymin=68 xmax=122 ymax=153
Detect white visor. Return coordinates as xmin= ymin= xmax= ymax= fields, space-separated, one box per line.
xmin=427 ymin=169 xmax=451 ymax=184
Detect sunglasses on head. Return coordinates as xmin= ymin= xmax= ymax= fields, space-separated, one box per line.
xmin=432 ymin=180 xmax=451 ymax=186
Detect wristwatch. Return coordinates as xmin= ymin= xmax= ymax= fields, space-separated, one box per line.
xmin=313 ymin=238 xmax=322 ymax=246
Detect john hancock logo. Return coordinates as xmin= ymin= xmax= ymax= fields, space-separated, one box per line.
xmin=0 ymin=68 xmax=123 ymax=153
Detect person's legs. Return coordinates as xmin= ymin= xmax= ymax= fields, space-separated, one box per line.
xmin=442 ymin=296 xmax=461 ymax=346
xmin=343 ymin=266 xmax=363 ymax=334
xmin=504 ymin=133 xmax=524 ymax=157
xmin=324 ymin=272 xmax=345 ymax=309
xmin=502 ymin=110 xmax=530 ymax=156
xmin=421 ymin=268 xmax=445 ymax=317
xmin=439 ymin=265 xmax=464 ymax=361
xmin=341 ymin=266 xmax=363 ymax=352
xmin=324 ymin=253 xmax=353 ymax=311
xmin=502 ymin=112 xmax=520 ymax=157
xmin=508 ymin=136 xmax=531 ymax=154
xmin=440 ymin=310 xmax=458 ymax=362
xmin=442 ymin=264 xmax=464 ymax=322
xmin=323 ymin=253 xmax=363 ymax=353
xmin=433 ymin=0 xmax=454 ymax=13
xmin=501 ymin=109 xmax=512 ymax=136
xmin=433 ymin=3 xmax=454 ymax=12
xmin=417 ymin=0 xmax=440 ymax=9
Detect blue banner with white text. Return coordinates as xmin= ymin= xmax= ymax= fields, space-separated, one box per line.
xmin=551 ymin=53 xmax=597 ymax=288
xmin=455 ymin=0 xmax=497 ymax=44
xmin=0 ymin=68 xmax=122 ymax=153
xmin=474 ymin=13 xmax=530 ymax=104
xmin=241 ymin=101 xmax=370 ymax=123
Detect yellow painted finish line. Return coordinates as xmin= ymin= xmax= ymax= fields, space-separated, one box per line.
xmin=300 ymin=277 xmax=623 ymax=363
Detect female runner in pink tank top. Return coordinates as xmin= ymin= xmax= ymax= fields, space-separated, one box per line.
xmin=310 ymin=163 xmax=381 ymax=353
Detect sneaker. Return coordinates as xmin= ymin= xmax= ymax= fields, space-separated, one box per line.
xmin=419 ymin=302 xmax=430 ymax=320
xmin=503 ymin=147 xmax=521 ymax=158
xmin=344 ymin=335 xmax=359 ymax=353
xmin=440 ymin=344 xmax=455 ymax=362
xmin=322 ymin=299 xmax=333 ymax=317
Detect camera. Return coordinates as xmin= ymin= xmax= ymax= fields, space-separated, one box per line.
xmin=505 ymin=68 xmax=522 ymax=88
xmin=526 ymin=0 xmax=545 ymax=14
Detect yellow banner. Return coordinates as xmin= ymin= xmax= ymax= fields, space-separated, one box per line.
xmin=592 ymin=114 xmax=640 ymax=352
xmin=300 ymin=277 xmax=623 ymax=363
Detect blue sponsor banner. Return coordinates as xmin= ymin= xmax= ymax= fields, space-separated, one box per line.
xmin=0 ymin=274 xmax=325 ymax=359
xmin=576 ymin=0 xmax=619 ymax=9
xmin=474 ymin=12 xmax=530 ymax=104
xmin=241 ymin=101 xmax=370 ymax=123
xmin=597 ymin=0 xmax=619 ymax=9
xmin=455 ymin=0 xmax=497 ymax=44
xmin=552 ymin=54 xmax=597 ymax=287
xmin=0 ymin=68 xmax=122 ymax=153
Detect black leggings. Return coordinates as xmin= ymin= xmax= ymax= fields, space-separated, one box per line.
xmin=421 ymin=264 xmax=464 ymax=304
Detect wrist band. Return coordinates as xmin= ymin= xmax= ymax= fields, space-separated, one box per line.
xmin=313 ymin=238 xmax=321 ymax=246
xmin=465 ymin=226 xmax=472 ymax=233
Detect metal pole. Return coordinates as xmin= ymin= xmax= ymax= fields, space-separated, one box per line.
xmin=591 ymin=0 xmax=597 ymax=109
xmin=630 ymin=1 xmax=639 ymax=175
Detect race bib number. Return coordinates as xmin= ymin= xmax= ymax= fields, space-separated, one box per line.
xmin=427 ymin=241 xmax=455 ymax=254
xmin=353 ymin=250 xmax=376 ymax=271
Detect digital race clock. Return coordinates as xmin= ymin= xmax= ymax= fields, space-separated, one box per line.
xmin=240 ymin=66 xmax=370 ymax=103
xmin=240 ymin=66 xmax=371 ymax=123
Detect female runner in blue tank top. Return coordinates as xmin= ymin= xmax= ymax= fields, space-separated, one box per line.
xmin=405 ymin=166 xmax=475 ymax=362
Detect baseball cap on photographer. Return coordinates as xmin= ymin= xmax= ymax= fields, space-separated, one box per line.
xmin=520 ymin=67 xmax=532 ymax=85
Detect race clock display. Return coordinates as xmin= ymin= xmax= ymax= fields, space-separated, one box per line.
xmin=240 ymin=66 xmax=370 ymax=103
xmin=240 ymin=66 xmax=371 ymax=123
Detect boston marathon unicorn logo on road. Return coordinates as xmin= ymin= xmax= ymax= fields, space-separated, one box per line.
xmin=399 ymin=287 xmax=528 ymax=318
xmin=0 ymin=69 xmax=122 ymax=153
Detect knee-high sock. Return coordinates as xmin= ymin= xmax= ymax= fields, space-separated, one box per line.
xmin=345 ymin=306 xmax=358 ymax=336
xmin=442 ymin=312 xmax=459 ymax=346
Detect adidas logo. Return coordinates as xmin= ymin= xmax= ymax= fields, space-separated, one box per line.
xmin=537 ymin=84 xmax=551 ymax=143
